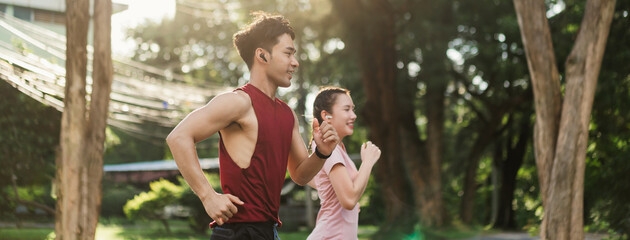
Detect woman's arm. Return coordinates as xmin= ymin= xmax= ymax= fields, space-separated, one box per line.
xmin=328 ymin=142 xmax=381 ymax=210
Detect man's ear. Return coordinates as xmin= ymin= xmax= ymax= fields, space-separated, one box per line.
xmin=256 ymin=48 xmax=268 ymax=63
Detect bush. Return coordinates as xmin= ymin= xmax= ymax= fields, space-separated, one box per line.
xmin=101 ymin=182 xmax=142 ymax=217
xmin=177 ymin=172 xmax=221 ymax=234
xmin=123 ymin=178 xmax=184 ymax=233
xmin=122 ymin=173 xmax=221 ymax=234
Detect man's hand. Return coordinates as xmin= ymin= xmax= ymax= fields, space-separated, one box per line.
xmin=201 ymin=192 xmax=244 ymax=225
xmin=312 ymin=118 xmax=339 ymax=157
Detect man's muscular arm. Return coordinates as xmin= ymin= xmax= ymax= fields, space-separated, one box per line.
xmin=166 ymin=92 xmax=247 ymax=225
xmin=287 ymin=111 xmax=340 ymax=185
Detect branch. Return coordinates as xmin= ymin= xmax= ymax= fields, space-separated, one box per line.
xmin=465 ymin=97 xmax=488 ymax=124
xmin=494 ymin=113 xmax=513 ymax=138
xmin=449 ymin=66 xmax=484 ymax=99
xmin=12 ymin=198 xmax=56 ymax=215
xmin=10 ymin=175 xmax=55 ymax=215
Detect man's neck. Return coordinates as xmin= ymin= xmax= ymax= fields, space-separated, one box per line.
xmin=249 ymin=69 xmax=277 ymax=99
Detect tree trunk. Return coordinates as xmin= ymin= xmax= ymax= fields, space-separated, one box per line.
xmin=490 ymin=141 xmax=503 ymax=227
xmin=11 ymin=174 xmax=23 ymax=228
xmin=513 ymin=0 xmax=616 ymax=239
xmin=82 ymin=0 xmax=113 ymax=239
xmin=421 ymin=48 xmax=448 ymax=228
xmin=160 ymin=218 xmax=172 ymax=234
xmin=460 ymin=123 xmax=498 ymax=223
xmin=332 ymin=0 xmax=449 ymax=232
xmin=57 ymin=1 xmax=113 ymax=239
xmin=54 ymin=146 xmax=63 ymax=238
xmin=331 ymin=2 xmax=416 ymax=235
xmin=495 ymin=115 xmax=530 ymax=229
xmin=360 ymin=21 xmax=417 ymax=234
xmin=460 ymin=92 xmax=529 ymax=223
xmin=293 ymin=38 xmax=315 ymax=227
xmin=57 ymin=1 xmax=89 ymax=239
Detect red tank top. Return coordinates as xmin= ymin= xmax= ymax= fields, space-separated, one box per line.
xmin=215 ymin=83 xmax=294 ymax=227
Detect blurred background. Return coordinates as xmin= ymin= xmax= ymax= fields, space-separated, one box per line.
xmin=0 ymin=0 xmax=628 ymax=239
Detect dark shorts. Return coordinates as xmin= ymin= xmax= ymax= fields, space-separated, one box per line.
xmin=210 ymin=221 xmax=279 ymax=240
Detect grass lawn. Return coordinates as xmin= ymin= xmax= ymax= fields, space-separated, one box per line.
xmin=0 ymin=219 xmax=377 ymax=240
xmin=0 ymin=228 xmax=53 ymax=240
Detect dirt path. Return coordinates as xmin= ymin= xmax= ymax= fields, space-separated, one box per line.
xmin=463 ymin=232 xmax=609 ymax=240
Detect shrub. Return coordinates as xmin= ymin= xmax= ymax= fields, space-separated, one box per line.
xmin=101 ymin=183 xmax=142 ymax=217
xmin=123 ymin=178 xmax=184 ymax=233
xmin=177 ymin=172 xmax=221 ymax=234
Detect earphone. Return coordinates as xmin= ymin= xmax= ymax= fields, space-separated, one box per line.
xmin=325 ymin=115 xmax=333 ymax=119
xmin=260 ymin=53 xmax=267 ymax=62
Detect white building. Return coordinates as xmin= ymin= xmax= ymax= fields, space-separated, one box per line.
xmin=0 ymin=0 xmax=127 ymax=33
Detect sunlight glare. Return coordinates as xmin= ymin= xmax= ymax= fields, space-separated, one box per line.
xmin=546 ymin=0 xmax=566 ymax=18
xmin=447 ymin=49 xmax=464 ymax=65
xmin=111 ymin=0 xmax=176 ymax=56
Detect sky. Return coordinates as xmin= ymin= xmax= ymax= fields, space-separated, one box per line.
xmin=111 ymin=0 xmax=175 ymax=56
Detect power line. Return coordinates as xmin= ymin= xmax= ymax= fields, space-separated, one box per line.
xmin=0 ymin=13 xmax=233 ymax=143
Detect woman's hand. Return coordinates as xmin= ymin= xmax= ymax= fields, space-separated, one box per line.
xmin=360 ymin=141 xmax=381 ymax=166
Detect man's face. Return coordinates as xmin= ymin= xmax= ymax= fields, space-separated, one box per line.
xmin=266 ymin=33 xmax=299 ymax=88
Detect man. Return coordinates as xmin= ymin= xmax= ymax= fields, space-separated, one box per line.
xmin=166 ymin=11 xmax=339 ymax=240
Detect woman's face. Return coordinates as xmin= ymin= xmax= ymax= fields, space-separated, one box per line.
xmin=324 ymin=94 xmax=356 ymax=140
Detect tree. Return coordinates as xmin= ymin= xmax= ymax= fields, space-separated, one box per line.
xmin=0 ymin=82 xmax=59 ymax=224
xmin=55 ymin=0 xmax=113 ymax=239
xmin=512 ymin=0 xmax=616 ymax=239
xmin=126 ymin=0 xmax=242 ymax=86
xmin=449 ymin=0 xmax=533 ymax=224
xmin=583 ymin=0 xmax=630 ymax=235
xmin=493 ymin=109 xmax=531 ymax=229
xmin=329 ymin=0 xmax=533 ymax=232
xmin=330 ymin=1 xmax=449 ymax=234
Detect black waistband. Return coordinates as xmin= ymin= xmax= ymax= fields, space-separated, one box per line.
xmin=219 ymin=221 xmax=276 ymax=229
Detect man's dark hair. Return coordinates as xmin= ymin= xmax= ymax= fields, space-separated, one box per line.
xmin=233 ymin=11 xmax=295 ymax=70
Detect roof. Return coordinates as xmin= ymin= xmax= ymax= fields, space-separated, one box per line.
xmin=0 ymin=0 xmax=129 ymax=14
xmin=104 ymin=158 xmax=219 ymax=172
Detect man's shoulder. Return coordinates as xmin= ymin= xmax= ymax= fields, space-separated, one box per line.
xmin=210 ymin=90 xmax=252 ymax=115
xmin=214 ymin=90 xmax=251 ymax=105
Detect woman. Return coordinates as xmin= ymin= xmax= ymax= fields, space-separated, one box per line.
xmin=307 ymin=87 xmax=381 ymax=240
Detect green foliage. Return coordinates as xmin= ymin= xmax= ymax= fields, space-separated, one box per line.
xmin=0 ymin=184 xmax=55 ymax=220
xmin=120 ymin=0 xmax=630 ymax=235
xmin=0 ymin=82 xmax=60 ymax=188
xmin=101 ymin=181 xmax=143 ymax=217
xmin=513 ymin=158 xmax=542 ymax=230
xmin=0 ymin=81 xmax=59 ymax=219
xmin=122 ymin=173 xmax=221 ymax=234
xmin=177 ymin=173 xmax=221 ymax=233
xmin=11 ymin=37 xmax=31 ymax=55
xmin=103 ymin=124 xmax=219 ymax=164
xmin=103 ymin=127 xmax=167 ymax=164
xmin=104 ymin=127 xmax=121 ymax=152
xmin=358 ymin=175 xmax=384 ymax=226
xmin=583 ymin=1 xmax=630 ymax=236
xmin=123 ymin=178 xmax=184 ymax=221
xmin=126 ymin=1 xmax=243 ymax=87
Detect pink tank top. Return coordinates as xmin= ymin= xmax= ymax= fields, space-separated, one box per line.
xmin=214 ymin=83 xmax=294 ymax=227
